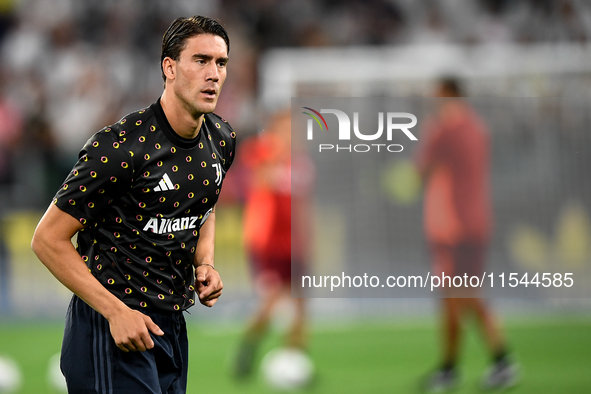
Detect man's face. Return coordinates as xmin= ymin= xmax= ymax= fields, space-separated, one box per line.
xmin=171 ymin=34 xmax=228 ymax=117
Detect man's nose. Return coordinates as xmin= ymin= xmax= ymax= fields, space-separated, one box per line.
xmin=206 ymin=63 xmax=219 ymax=82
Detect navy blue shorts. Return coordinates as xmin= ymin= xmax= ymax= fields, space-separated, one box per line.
xmin=61 ymin=295 xmax=188 ymax=394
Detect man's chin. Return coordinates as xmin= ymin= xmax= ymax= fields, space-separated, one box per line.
xmin=193 ymin=101 xmax=218 ymax=116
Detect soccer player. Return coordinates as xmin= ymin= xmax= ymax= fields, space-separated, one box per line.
xmin=31 ymin=16 xmax=236 ymax=393
xmin=234 ymin=110 xmax=313 ymax=378
xmin=416 ymin=77 xmax=518 ymax=392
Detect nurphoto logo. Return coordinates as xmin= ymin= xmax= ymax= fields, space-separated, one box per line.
xmin=302 ymin=107 xmax=418 ymax=153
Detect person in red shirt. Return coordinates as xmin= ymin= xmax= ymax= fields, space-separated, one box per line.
xmin=416 ymin=77 xmax=518 ymax=392
xmin=234 ymin=110 xmax=313 ymax=378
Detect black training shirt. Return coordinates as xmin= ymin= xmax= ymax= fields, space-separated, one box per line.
xmin=54 ymin=99 xmax=236 ymax=312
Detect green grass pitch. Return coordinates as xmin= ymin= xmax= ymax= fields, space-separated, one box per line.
xmin=0 ymin=317 xmax=589 ymax=393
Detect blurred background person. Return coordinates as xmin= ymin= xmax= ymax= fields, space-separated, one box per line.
xmin=0 ymin=71 xmax=23 ymax=314
xmin=416 ymin=77 xmax=518 ymax=392
xmin=233 ymin=110 xmax=313 ymax=380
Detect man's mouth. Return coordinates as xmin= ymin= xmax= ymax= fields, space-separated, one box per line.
xmin=201 ymin=88 xmax=217 ymax=99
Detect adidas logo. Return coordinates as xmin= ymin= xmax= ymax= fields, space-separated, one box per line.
xmin=154 ymin=173 xmax=175 ymax=192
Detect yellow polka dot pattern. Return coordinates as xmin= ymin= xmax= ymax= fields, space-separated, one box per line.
xmin=52 ymin=104 xmax=236 ymax=312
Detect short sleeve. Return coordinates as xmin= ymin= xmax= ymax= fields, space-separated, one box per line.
xmin=54 ymin=131 xmax=133 ymax=226
xmin=223 ymin=125 xmax=237 ymax=172
xmin=209 ymin=115 xmax=236 ymax=172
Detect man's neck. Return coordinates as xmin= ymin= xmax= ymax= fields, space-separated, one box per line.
xmin=160 ymin=90 xmax=204 ymax=139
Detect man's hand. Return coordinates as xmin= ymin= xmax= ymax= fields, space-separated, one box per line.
xmin=107 ymin=308 xmax=164 ymax=352
xmin=195 ymin=265 xmax=223 ymax=307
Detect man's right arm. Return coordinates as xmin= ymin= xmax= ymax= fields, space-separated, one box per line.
xmin=414 ymin=117 xmax=444 ymax=181
xmin=31 ymin=204 xmax=163 ymax=352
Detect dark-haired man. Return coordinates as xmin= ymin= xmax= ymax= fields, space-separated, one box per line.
xmin=31 ymin=15 xmax=235 ymax=393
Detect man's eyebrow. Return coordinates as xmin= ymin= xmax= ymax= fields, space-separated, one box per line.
xmin=192 ymin=53 xmax=212 ymax=60
xmin=191 ymin=54 xmax=229 ymax=63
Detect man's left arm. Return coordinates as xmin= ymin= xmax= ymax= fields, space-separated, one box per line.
xmin=194 ymin=205 xmax=223 ymax=307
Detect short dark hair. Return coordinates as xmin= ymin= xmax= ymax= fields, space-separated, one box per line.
xmin=160 ymin=15 xmax=230 ymax=83
xmin=438 ymin=76 xmax=463 ymax=97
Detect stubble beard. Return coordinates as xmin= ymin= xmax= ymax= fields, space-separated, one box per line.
xmin=177 ymin=88 xmax=217 ymax=120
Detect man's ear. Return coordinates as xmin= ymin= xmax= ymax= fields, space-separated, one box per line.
xmin=162 ymin=57 xmax=176 ymax=82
